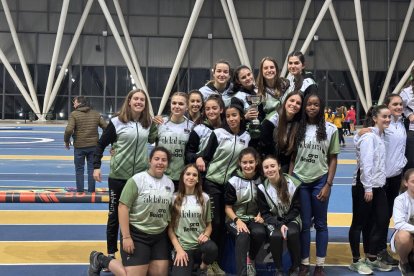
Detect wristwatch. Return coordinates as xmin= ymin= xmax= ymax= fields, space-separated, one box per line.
xmin=233 ymin=217 xmax=239 ymax=223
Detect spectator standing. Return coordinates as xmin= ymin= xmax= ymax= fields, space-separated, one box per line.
xmin=346 ymin=105 xmax=356 ymax=133
xmin=64 ymin=96 xmax=107 ymax=193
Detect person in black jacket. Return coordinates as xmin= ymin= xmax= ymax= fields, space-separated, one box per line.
xmin=224 ymin=147 xmax=266 ymax=276
xmin=257 ymin=156 xmax=301 ymax=276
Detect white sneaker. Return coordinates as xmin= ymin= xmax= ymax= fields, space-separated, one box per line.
xmin=348 ymin=259 xmax=373 ymax=274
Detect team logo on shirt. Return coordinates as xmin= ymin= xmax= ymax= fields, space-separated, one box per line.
xmin=184 ymin=128 xmax=190 ymax=134
xmin=239 ymin=139 xmax=246 ymax=145
xmin=165 ymin=186 xmax=171 ymax=192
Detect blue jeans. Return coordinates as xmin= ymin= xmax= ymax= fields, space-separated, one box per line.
xmin=74 ymin=146 xmax=96 ymax=192
xmin=299 ymin=174 xmax=329 ymax=259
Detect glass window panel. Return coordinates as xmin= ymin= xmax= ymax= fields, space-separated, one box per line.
xmin=189 ymin=68 xmax=210 ymax=90
xmin=81 ymin=66 xmax=104 ymax=96
xmin=106 ymin=67 xmax=116 ymax=97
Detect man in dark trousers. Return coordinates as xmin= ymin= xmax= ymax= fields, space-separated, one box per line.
xmin=64 ymin=96 xmax=107 ymax=192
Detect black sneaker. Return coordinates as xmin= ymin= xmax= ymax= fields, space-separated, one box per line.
xmin=88 ymin=251 xmax=102 ymax=276
xmin=378 ymin=249 xmax=399 ymax=266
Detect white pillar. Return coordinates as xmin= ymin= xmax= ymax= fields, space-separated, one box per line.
xmin=112 ymin=0 xmax=148 ymax=94
xmin=378 ymin=0 xmax=414 ymax=104
xmin=392 ymin=61 xmax=414 ymax=94
xmin=157 ymin=0 xmax=205 ymax=115
xmin=45 ymin=0 xmax=94 ymax=114
xmin=354 ymin=0 xmax=372 ymax=107
xmin=300 ymin=0 xmax=332 ymax=54
xmin=281 ymin=0 xmax=312 ymax=77
xmin=1 ymin=0 xmax=41 ymax=115
xmin=97 ymin=0 xmax=153 ymax=115
xmin=220 ymin=0 xmax=244 ymax=64
xmin=226 ymin=0 xmax=251 ymax=69
xmin=0 ymin=48 xmax=38 ymax=118
xmin=43 ymin=0 xmax=70 ymax=114
xmin=329 ymin=4 xmax=368 ymax=112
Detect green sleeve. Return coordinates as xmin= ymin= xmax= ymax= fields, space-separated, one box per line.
xmin=205 ymin=198 xmax=212 ymax=223
xmin=328 ymin=129 xmax=340 ymax=155
xmin=148 ymin=123 xmax=158 ymax=144
xmin=119 ymin=178 xmax=138 ymax=208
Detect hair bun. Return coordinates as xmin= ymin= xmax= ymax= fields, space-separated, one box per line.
xmin=229 ymin=97 xmax=244 ymax=112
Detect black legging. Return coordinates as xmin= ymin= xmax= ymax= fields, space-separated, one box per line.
xmin=349 ymin=181 xmax=388 ymax=258
xmin=379 ymin=173 xmax=402 ymax=251
xmin=267 ymin=222 xmax=301 ymax=270
xmin=338 ymin=128 xmax=345 ymax=144
xmin=226 ymin=220 xmax=267 ymax=276
xmin=171 ymin=240 xmax=218 ymax=276
xmin=107 ymin=177 xmax=127 ymax=254
xmin=203 ymin=180 xmax=225 ymax=262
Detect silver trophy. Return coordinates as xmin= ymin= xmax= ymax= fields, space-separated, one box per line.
xmin=246 ymin=95 xmax=261 ymax=126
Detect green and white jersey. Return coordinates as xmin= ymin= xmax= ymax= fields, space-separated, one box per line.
xmin=157 ymin=116 xmax=194 ymax=181
xmin=173 ymin=193 xmax=211 ymax=251
xmin=263 ymin=87 xmax=282 ymax=120
xmin=193 ymin=123 xmax=213 ymax=155
xmin=205 ymin=128 xmax=251 ymax=185
xmin=225 ymin=170 xmax=261 ymax=221
xmin=119 ymin=171 xmax=174 ymax=235
xmin=258 ymin=175 xmax=297 ymax=218
xmin=109 ymin=117 xmax=157 ymax=180
xmin=293 ymin=122 xmax=340 ymax=183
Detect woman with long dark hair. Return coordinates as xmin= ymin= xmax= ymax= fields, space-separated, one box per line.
xmin=169 ymin=164 xmax=217 ymax=276
xmin=292 ymin=93 xmax=339 ymax=276
xmin=256 ymin=57 xmax=289 ymax=120
xmin=259 ymin=91 xmax=303 ymax=172
xmin=257 ymin=156 xmax=301 ymax=276
xmin=348 ymin=105 xmax=393 ymax=274
xmin=285 ymin=51 xmax=317 ymax=99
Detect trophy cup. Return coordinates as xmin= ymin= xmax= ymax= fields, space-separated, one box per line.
xmin=246 ymin=94 xmax=262 ymax=139
xmin=246 ymin=95 xmax=261 ymax=126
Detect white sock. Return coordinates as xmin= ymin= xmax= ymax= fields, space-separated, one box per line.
xmin=316 ymin=257 xmax=325 ymax=266
xmin=301 ymin=257 xmax=310 ymax=265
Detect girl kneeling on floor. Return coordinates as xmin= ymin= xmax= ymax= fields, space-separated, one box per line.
xmin=88 ymin=146 xmax=174 ymax=276
xmin=169 ymin=164 xmax=218 ymax=276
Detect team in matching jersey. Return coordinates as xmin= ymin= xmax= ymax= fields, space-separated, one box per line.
xmin=87 ymin=55 xmax=414 ymax=276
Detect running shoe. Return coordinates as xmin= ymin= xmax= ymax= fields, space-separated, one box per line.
xmin=365 ymin=258 xmax=393 ymax=272
xmin=378 ymin=249 xmax=399 ymax=266
xmin=88 ymin=251 xmax=102 ymax=276
xmin=348 ymin=259 xmax=373 ymax=274
xmin=210 ymin=261 xmax=226 ymax=275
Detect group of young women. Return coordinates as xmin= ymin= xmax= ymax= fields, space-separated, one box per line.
xmin=84 ymin=50 xmax=367 ymax=276
xmin=348 ymin=67 xmax=414 ymax=276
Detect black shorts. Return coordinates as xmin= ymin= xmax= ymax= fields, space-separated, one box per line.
xmin=120 ymin=225 xmax=169 ymax=266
